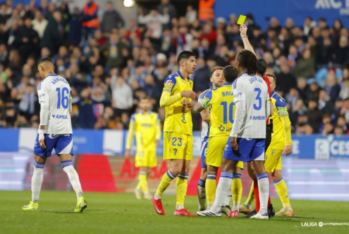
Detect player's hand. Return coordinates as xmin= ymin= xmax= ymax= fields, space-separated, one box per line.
xmin=183 ymin=99 xmax=194 ymax=111
xmin=181 ymin=91 xmax=197 ymax=99
xmin=230 ymin=137 xmax=239 ymax=151
xmin=38 ymin=132 xmax=46 ymax=149
xmin=240 ymin=24 xmax=247 ymax=37
xmin=283 ymin=145 xmax=292 ymax=156
xmin=125 ymin=149 xmax=130 ymax=159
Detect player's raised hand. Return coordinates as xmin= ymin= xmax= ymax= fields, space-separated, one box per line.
xmin=230 ymin=137 xmax=239 ymax=151
xmin=240 ymin=24 xmax=247 ymax=37
xmin=283 ymin=145 xmax=292 ymax=156
xmin=181 ymin=90 xmax=197 ymax=100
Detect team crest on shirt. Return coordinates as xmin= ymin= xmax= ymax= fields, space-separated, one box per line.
xmin=271 ymin=150 xmax=275 ymax=155
xmin=164 ymin=80 xmax=174 ymax=92
xmin=173 ymin=149 xmax=177 ymax=155
xmin=218 ymin=125 xmax=226 ymax=132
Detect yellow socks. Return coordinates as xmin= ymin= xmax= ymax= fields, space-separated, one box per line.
xmin=245 ymin=181 xmax=255 ymax=206
xmin=156 ymin=170 xmax=175 ymax=196
xmin=274 ymin=178 xmax=291 ymax=208
xmin=176 ymin=173 xmax=189 ymax=207
xmin=206 ymin=173 xmax=217 ymax=206
xmin=232 ymin=173 xmax=242 ymax=210
xmin=138 ymin=170 xmax=148 ymax=193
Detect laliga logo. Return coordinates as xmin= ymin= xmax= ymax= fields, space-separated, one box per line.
xmin=315 ymin=0 xmax=349 ymax=15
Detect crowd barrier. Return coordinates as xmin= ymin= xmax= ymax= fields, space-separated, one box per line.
xmin=0 ymin=129 xmax=348 ymax=201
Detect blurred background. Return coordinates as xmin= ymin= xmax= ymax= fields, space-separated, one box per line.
xmin=0 ymin=0 xmax=348 ymax=201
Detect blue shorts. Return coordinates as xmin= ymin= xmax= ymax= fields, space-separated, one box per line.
xmin=200 ymin=139 xmax=208 ymax=168
xmin=223 ymin=137 xmax=265 ymax=163
xmin=34 ymin=134 xmax=73 ymax=157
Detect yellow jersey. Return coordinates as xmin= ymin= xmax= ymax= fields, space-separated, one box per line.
xmin=163 ymin=71 xmax=193 ymax=135
xmin=201 ymin=83 xmax=235 ymax=137
xmin=269 ymin=91 xmax=290 ymax=150
xmin=126 ymin=111 xmax=161 ymax=152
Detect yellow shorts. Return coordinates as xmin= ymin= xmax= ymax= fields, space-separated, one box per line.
xmin=207 ymin=136 xmax=228 ymax=167
xmin=135 ymin=150 xmax=157 ymax=168
xmin=206 ymin=136 xmax=244 ymax=169
xmin=163 ymin=132 xmax=193 ymax=160
xmin=236 ymin=161 xmax=244 ymax=170
xmin=264 ymin=148 xmax=283 ymax=173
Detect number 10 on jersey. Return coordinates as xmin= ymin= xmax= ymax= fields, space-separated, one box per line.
xmin=220 ymin=101 xmax=235 ymax=124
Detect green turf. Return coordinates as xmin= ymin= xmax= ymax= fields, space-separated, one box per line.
xmin=0 ymin=191 xmax=348 ymax=234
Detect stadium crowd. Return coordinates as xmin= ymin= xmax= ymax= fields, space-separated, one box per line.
xmin=0 ymin=0 xmax=349 ymax=135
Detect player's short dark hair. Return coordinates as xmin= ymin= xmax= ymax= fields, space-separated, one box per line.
xmin=265 ymin=72 xmax=276 ymax=83
xmin=177 ymin=50 xmax=195 ymax=65
xmin=236 ymin=50 xmax=257 ymax=75
xmin=38 ymin=57 xmax=54 ymax=66
xmin=223 ymin=65 xmax=238 ymax=82
xmin=210 ymin=66 xmax=223 ymax=76
xmin=257 ymin=58 xmax=267 ymax=76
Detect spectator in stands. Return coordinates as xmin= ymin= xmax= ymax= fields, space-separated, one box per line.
xmin=323 ymin=69 xmax=341 ymax=102
xmin=200 ymin=23 xmax=216 ymax=45
xmin=32 ymin=9 xmax=48 ymax=39
xmin=0 ymin=43 xmax=8 ymax=67
xmin=143 ymin=74 xmax=160 ymax=100
xmin=41 ymin=11 xmax=62 ymax=55
xmin=104 ymin=34 xmax=128 ymax=69
xmin=0 ymin=22 xmax=9 ymax=45
xmin=193 ymin=57 xmax=210 ymax=93
xmin=269 ymin=17 xmax=281 ymax=34
xmin=0 ymin=3 xmax=10 ymax=25
xmin=111 ymin=76 xmax=132 ymax=117
xmin=292 ymin=48 xmax=314 ymax=79
xmin=307 ymin=98 xmax=323 ymax=132
xmin=276 ymin=62 xmax=297 ymax=95
xmin=16 ymin=17 xmax=39 ymax=62
xmin=158 ymin=0 xmax=177 ymax=20
xmin=334 ymin=36 xmax=349 ymax=65
xmin=186 ymin=5 xmax=197 ymax=24
xmin=82 ymin=0 xmax=99 ymax=41
xmin=18 ymin=84 xmax=36 ymax=120
xmin=319 ymin=89 xmax=334 ymax=114
xmin=303 ymin=16 xmax=315 ymax=36
xmin=101 ymin=1 xmax=124 ymax=35
xmin=334 ymin=125 xmax=344 ymax=136
xmin=138 ymin=7 xmax=169 ymax=39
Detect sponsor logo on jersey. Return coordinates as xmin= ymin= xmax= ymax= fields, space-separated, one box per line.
xmin=249 ymin=115 xmax=266 ymax=120
xmin=141 ymin=123 xmax=153 ymax=127
xmin=52 ymin=115 xmax=68 ymax=119
xmin=218 ymin=125 xmax=226 ymax=131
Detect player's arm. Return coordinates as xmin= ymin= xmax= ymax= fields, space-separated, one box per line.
xmin=38 ymin=82 xmax=49 ymax=149
xmin=160 ymin=76 xmax=196 ymax=107
xmin=276 ymin=100 xmax=292 ymax=155
xmin=192 ymin=89 xmax=212 ymax=114
xmin=125 ymin=115 xmax=136 ymax=158
xmin=240 ymin=24 xmax=256 ymax=56
xmin=155 ymin=114 xmax=161 ymax=147
xmin=230 ymin=81 xmax=246 ymax=150
xmin=200 ymin=108 xmax=210 ymax=123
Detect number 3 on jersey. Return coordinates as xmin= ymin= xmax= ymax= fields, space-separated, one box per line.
xmin=253 ymin=88 xmax=262 ymax=110
xmin=56 ymin=87 xmax=69 ymax=109
xmin=220 ymin=101 xmax=235 ymax=124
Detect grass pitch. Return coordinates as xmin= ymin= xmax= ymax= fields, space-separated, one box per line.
xmin=0 ymin=191 xmax=348 ymax=234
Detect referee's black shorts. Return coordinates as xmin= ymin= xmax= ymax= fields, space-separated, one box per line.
xmin=265 ymin=119 xmax=273 ymax=151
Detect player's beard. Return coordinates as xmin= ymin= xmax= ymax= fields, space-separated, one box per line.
xmin=213 ymin=81 xmax=223 ymax=88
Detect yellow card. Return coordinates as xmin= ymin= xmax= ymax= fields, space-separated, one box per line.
xmin=237 ymin=15 xmax=246 ymax=25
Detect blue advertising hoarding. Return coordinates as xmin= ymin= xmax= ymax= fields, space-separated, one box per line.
xmin=0 ymin=128 xmax=348 ymax=159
